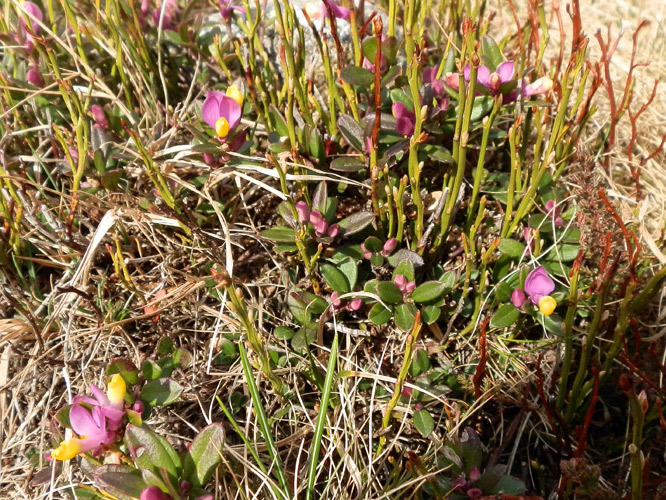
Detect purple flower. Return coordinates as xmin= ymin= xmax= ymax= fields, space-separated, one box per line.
xmin=544 ymin=200 xmax=564 ymax=227
xmin=511 ymin=288 xmax=526 ymax=308
xmin=72 ymin=374 xmax=126 ymax=431
xmin=140 ymin=486 xmax=173 ymax=500
xmin=445 ymin=61 xmax=552 ymax=102
xmin=476 ymin=61 xmax=515 ymax=95
xmin=202 ymin=89 xmax=243 ymax=140
xmin=51 ymin=406 xmax=115 ymax=460
xmin=422 ymin=66 xmax=449 ymax=111
xmin=524 ymin=266 xmax=555 ymax=305
xmin=220 ymin=0 xmax=243 ymax=21
xmin=392 ymin=102 xmax=416 ymax=137
xmin=27 ymin=68 xmax=44 ymax=87
xmin=16 ymin=2 xmax=43 ymax=52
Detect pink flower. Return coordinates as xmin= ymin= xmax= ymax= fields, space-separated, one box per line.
xmin=51 ymin=406 xmax=116 ymax=460
xmin=445 ymin=61 xmax=551 ymax=103
xmin=422 ymin=66 xmax=449 ymax=111
xmin=523 ymin=266 xmax=555 ymax=305
xmin=309 ymin=210 xmax=338 ymax=239
xmin=295 ymin=201 xmax=310 ymax=223
xmin=544 ymin=200 xmax=564 ymax=227
xmin=323 ymin=0 xmax=351 ymax=21
xmin=331 ymin=291 xmax=342 ymax=310
xmin=360 ymin=243 xmax=373 ymax=260
xmin=381 ymin=238 xmax=397 ymax=256
xmin=151 ymin=0 xmax=179 ymax=31
xmin=523 ymin=226 xmax=535 ymax=251
xmin=72 ymin=375 xmax=126 ymax=431
xmin=27 ymin=68 xmax=44 ymax=87
xmin=511 ymin=288 xmax=526 ymax=308
xmin=140 ymin=486 xmax=173 ymax=500
xmin=16 ymin=2 xmax=42 ymax=52
xmin=220 ymin=0 xmax=243 ymax=21
xmin=475 ymin=61 xmax=515 ymax=94
xmin=202 ymin=89 xmax=242 ymax=140
xmin=90 ymin=105 xmax=109 ymax=130
xmin=392 ymin=101 xmax=416 ymax=137
xmin=348 ymin=298 xmax=362 ymax=311
xmin=394 ymin=274 xmax=415 ymax=297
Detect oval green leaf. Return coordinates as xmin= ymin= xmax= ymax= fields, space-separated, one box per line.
xmin=490 ymin=304 xmax=520 ymax=329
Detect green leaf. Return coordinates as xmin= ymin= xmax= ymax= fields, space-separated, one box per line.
xmin=288 ymin=292 xmax=311 ymax=324
xmin=363 ymin=236 xmax=382 ymax=253
xmin=469 ymin=96 xmax=494 ymax=121
xmin=489 ymin=475 xmax=527 ymax=495
xmin=320 ymin=263 xmax=351 ymax=293
xmin=411 ymin=281 xmax=448 ymax=303
xmin=481 ymin=35 xmax=504 ymax=71
xmin=101 ymin=169 xmax=123 ymax=190
xmin=411 ymin=349 xmax=430 ymax=376
xmin=260 ymin=226 xmax=296 ymax=243
xmin=393 ymin=259 xmax=415 ymax=282
xmin=413 ymin=409 xmax=435 ymax=437
xmin=125 ymin=425 xmax=182 ymax=485
xmin=337 ymin=211 xmax=375 ymax=236
xmin=268 ymin=104 xmax=289 ymax=137
xmin=308 ymin=126 xmax=325 ymax=163
xmin=312 ymin=181 xmax=328 ymax=215
xmin=94 ymin=465 xmax=148 ymax=500
xmin=548 ymin=243 xmax=580 ymax=262
xmin=183 ymin=424 xmax=225 ymax=486
xmin=330 ymin=156 xmax=366 ymax=172
xmin=141 ymin=360 xmax=162 ymax=381
xmin=420 ymin=144 xmax=452 ymax=163
xmin=302 ymin=292 xmax=328 ymax=314
xmin=390 ymin=88 xmax=414 ymax=112
xmin=395 ymin=303 xmax=417 ymax=331
xmin=106 ymin=358 xmax=139 ymax=385
xmin=495 ymin=282 xmax=513 ymax=303
xmin=377 ymin=281 xmax=403 ymax=304
xmin=498 ymin=238 xmax=526 ymax=259
xmin=337 ymin=257 xmax=358 ymax=290
xmin=387 ymin=249 xmax=424 ymax=268
xmin=337 ymin=115 xmax=365 ymax=152
xmin=368 ymin=303 xmax=392 ymax=325
xmin=422 ymin=304 xmax=442 ymax=324
xmin=490 ymin=304 xmax=520 ymax=329
xmin=140 ymin=378 xmax=183 ymax=406
xmin=274 ymin=326 xmax=296 ymax=340
xmin=291 ymin=325 xmax=317 ymax=351
xmin=340 ymin=65 xmax=375 ymax=86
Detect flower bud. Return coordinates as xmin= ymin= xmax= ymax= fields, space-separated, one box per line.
xmin=331 ymin=291 xmax=341 ymax=310
xmin=469 ymin=466 xmax=481 ymax=482
xmin=140 ymin=486 xmax=173 ymax=500
xmin=394 ymin=274 xmax=407 ymax=291
xmin=327 ymin=224 xmax=339 ymax=238
xmin=106 ymin=374 xmax=126 ymax=406
xmin=295 ymin=201 xmax=310 ymax=223
xmin=348 ymin=298 xmax=362 ymax=311
xmin=404 ymin=281 xmax=416 ymax=294
xmin=637 ymin=390 xmax=648 ymax=414
xmin=381 ymin=238 xmax=397 ymax=256
xmin=511 ymin=289 xmax=526 ymax=308
xmin=27 ymin=68 xmax=44 ymax=87
xmin=360 ymin=243 xmax=373 ymax=260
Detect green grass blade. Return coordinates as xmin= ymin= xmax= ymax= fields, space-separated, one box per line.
xmin=238 ymin=342 xmax=291 ymax=499
xmin=306 ymin=333 xmax=338 ymax=500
